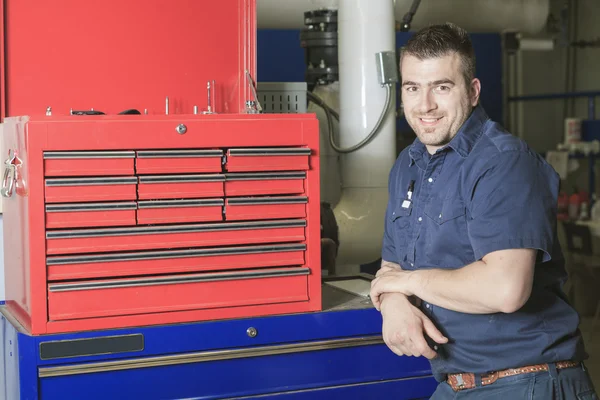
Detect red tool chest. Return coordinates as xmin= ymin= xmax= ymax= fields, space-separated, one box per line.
xmin=0 ymin=0 xmax=321 ymax=335
xmin=1 ymin=114 xmax=321 ymax=334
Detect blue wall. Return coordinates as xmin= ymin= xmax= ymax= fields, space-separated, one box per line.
xmin=257 ymin=30 xmax=503 ymax=126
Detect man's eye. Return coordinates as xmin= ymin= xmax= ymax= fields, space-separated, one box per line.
xmin=437 ymin=85 xmax=450 ymax=92
xmin=405 ymin=86 xmax=417 ymax=92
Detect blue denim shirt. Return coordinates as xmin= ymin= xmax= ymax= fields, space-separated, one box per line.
xmin=382 ymin=105 xmax=587 ymax=382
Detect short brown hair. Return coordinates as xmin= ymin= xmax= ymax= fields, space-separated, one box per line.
xmin=400 ymin=23 xmax=476 ymax=87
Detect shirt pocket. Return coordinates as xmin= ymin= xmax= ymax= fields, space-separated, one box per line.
xmin=424 ymin=196 xmax=466 ymax=225
xmin=423 ymin=196 xmax=472 ymax=267
xmin=391 ymin=202 xmax=412 ymax=262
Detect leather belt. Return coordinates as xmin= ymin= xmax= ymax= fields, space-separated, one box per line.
xmin=447 ymin=360 xmax=580 ymax=391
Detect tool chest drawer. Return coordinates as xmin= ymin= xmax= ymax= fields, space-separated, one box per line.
xmin=224 ymin=172 xmax=306 ymax=196
xmin=135 ymin=150 xmax=224 ymax=174
xmin=47 ymin=267 xmax=311 ymax=320
xmin=45 ymin=202 xmax=138 ymax=229
xmin=225 ymin=196 xmax=307 ymax=221
xmin=137 ymin=198 xmax=224 ymax=225
xmin=225 ymin=148 xmax=311 ymax=172
xmin=46 ymin=243 xmax=306 ymax=281
xmin=44 ymin=177 xmax=138 ymax=203
xmin=137 ymin=174 xmax=225 ymax=200
xmin=45 ymin=220 xmax=307 ymax=255
xmin=43 ymin=151 xmax=136 ymax=177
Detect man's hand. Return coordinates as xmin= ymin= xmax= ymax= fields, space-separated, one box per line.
xmin=370 ymin=270 xmax=413 ymax=311
xmin=380 ymin=293 xmax=448 ymax=359
xmin=376 ymin=259 xmax=401 ymax=277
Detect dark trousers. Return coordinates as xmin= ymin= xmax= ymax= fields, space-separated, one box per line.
xmin=430 ymin=363 xmax=598 ymax=399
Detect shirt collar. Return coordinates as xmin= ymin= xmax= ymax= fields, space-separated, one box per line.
xmin=409 ymin=105 xmax=489 ymax=167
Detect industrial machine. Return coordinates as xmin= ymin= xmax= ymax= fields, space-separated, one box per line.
xmin=0 ymin=0 xmax=551 ymax=398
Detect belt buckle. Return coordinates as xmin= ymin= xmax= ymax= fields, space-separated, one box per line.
xmin=448 ymin=373 xmax=476 ymax=391
xmin=455 ymin=374 xmax=466 ymax=390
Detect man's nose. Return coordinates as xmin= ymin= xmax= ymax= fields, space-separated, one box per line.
xmin=417 ymin=91 xmax=437 ymax=114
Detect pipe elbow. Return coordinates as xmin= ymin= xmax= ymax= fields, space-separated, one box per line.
xmin=333 ymin=188 xmax=388 ymax=266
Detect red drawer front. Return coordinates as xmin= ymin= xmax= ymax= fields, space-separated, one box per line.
xmin=225 ymin=196 xmax=307 ymax=221
xmin=224 ymin=172 xmax=306 ymax=196
xmin=46 ymin=243 xmax=306 ymax=281
xmin=44 ymin=151 xmax=135 ymax=177
xmin=45 ymin=202 xmax=137 ymax=229
xmin=46 ymin=220 xmax=307 ymax=255
xmin=44 ymin=177 xmax=138 ymax=203
xmin=137 ymin=199 xmax=223 ymax=225
xmin=47 ymin=268 xmax=310 ymax=320
xmin=137 ymin=174 xmax=225 ymax=200
xmin=226 ymin=148 xmax=311 ymax=172
xmin=135 ymin=150 xmax=223 ymax=174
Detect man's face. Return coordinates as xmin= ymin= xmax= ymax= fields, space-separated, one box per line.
xmin=400 ymin=52 xmax=480 ymax=154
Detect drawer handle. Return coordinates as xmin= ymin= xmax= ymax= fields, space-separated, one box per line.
xmin=227 ymin=196 xmax=308 ymax=206
xmin=136 ymin=150 xmax=223 ymax=158
xmin=137 ymin=199 xmax=224 ymax=209
xmin=224 ymin=172 xmax=306 ymax=181
xmin=138 ymin=174 xmax=225 ymax=184
xmin=46 ymin=202 xmax=138 ymax=213
xmin=38 ymin=336 xmax=384 ymax=377
xmin=45 ymin=177 xmax=138 ymax=187
xmin=47 ymin=243 xmax=307 ymax=265
xmin=1 ymin=150 xmax=18 ymax=198
xmin=228 ymin=148 xmax=311 ymax=156
xmin=46 ymin=219 xmax=307 ymax=239
xmin=43 ymin=151 xmax=135 ymax=159
xmin=48 ymin=267 xmax=310 ymax=292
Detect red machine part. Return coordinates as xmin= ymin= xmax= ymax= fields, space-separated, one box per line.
xmin=1 ymin=114 xmax=321 ymax=334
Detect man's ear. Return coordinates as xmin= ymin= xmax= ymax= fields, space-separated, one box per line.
xmin=470 ymin=78 xmax=481 ymax=107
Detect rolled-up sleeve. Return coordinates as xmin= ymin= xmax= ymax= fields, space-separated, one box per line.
xmin=382 ymin=197 xmax=397 ymax=263
xmin=382 ymin=162 xmax=400 ymax=263
xmin=467 ymin=151 xmax=559 ymax=262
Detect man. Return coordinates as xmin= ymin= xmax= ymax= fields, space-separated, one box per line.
xmin=369 ymin=23 xmax=598 ymax=399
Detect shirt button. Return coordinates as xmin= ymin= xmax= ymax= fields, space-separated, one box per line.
xmin=428 ymin=178 xmax=433 ymax=183
xmin=426 ymin=304 xmax=430 ymax=309
xmin=418 ymin=217 xmax=422 ymax=222
xmin=434 ymin=345 xmax=439 ymax=350
xmin=439 ymin=214 xmax=442 ymax=219
xmin=410 ymin=263 xmax=414 ymax=267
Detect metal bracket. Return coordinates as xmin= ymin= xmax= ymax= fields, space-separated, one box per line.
xmin=245 ymin=70 xmax=263 ymax=114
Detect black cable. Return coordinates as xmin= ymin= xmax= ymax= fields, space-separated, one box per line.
xmin=400 ymin=0 xmax=422 ymax=32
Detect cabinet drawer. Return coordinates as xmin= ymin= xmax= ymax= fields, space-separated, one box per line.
xmin=46 ymin=243 xmax=306 ymax=280
xmin=44 ymin=151 xmax=135 ymax=177
xmin=47 ymin=267 xmax=310 ymax=320
xmin=225 ymin=196 xmax=307 ymax=221
xmin=45 ymin=202 xmax=137 ymax=229
xmin=137 ymin=199 xmax=223 ymax=225
xmin=224 ymin=172 xmax=305 ymax=196
xmin=135 ymin=150 xmax=223 ymax=174
xmin=138 ymin=174 xmax=225 ymax=200
xmin=225 ymin=148 xmax=311 ymax=172
xmin=45 ymin=220 xmax=307 ymax=255
xmin=44 ymin=177 xmax=138 ymax=203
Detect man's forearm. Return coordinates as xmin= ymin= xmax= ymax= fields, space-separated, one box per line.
xmin=405 ymin=260 xmax=531 ymax=314
xmin=378 ymin=260 xmax=419 ymax=306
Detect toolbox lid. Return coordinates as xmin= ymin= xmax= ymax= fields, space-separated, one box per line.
xmin=0 ymin=0 xmax=256 ymax=119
